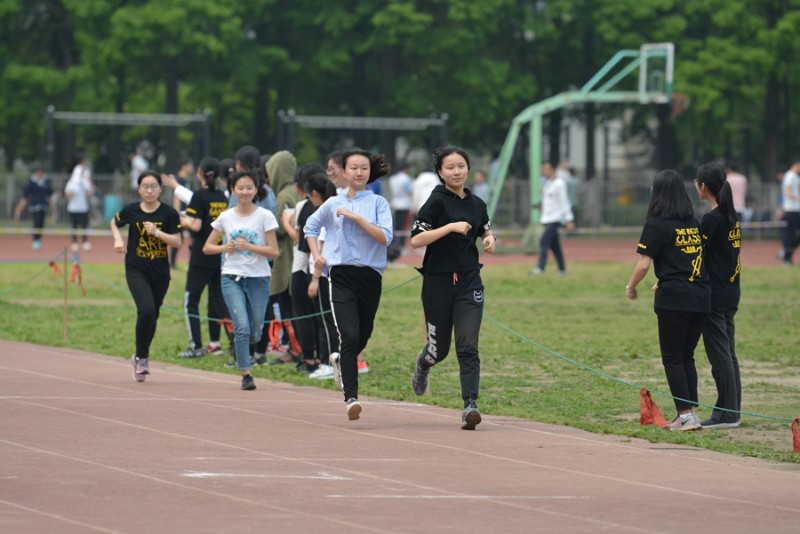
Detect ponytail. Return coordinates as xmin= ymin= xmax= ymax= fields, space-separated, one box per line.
xmin=697 ymin=163 xmax=738 ymax=226
xmin=197 ymin=157 xmax=221 ymax=191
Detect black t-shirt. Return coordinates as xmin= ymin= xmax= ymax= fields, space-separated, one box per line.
xmin=296 ymin=200 xmax=316 ymax=254
xmin=701 ymin=208 xmax=741 ymax=307
xmin=114 ymin=202 xmax=181 ymax=280
xmin=410 ymin=185 xmax=491 ymax=275
xmin=636 ymin=217 xmax=710 ymax=312
xmin=185 ymin=188 xmax=228 ymax=269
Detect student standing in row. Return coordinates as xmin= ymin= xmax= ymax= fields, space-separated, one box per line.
xmin=409 ymin=147 xmax=496 ymax=430
xmin=178 ymin=157 xmax=232 ymax=358
xmin=66 ymin=149 xmax=95 ymax=252
xmin=304 ymin=149 xmax=393 ymax=420
xmin=204 ymin=171 xmax=280 ymax=390
xmin=695 ymin=163 xmax=742 ymax=428
xmin=14 ymin=165 xmax=54 ymax=250
xmin=626 ymin=170 xmax=710 ymax=431
xmin=111 ymin=172 xmax=182 ymax=382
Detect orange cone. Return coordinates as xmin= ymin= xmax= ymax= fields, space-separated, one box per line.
xmin=640 ymin=388 xmax=669 ymax=428
xmin=792 ymin=419 xmax=800 ymax=454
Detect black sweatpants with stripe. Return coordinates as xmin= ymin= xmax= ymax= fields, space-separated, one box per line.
xmin=329 ymin=265 xmax=382 ymax=402
xmin=419 ymin=269 xmax=484 ymax=407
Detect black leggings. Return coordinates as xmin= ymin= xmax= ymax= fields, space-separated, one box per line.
xmin=31 ymin=211 xmax=46 ymax=241
xmin=126 ymin=269 xmax=170 ymax=360
xmin=656 ymin=309 xmax=707 ymax=412
xmin=538 ymin=222 xmax=565 ymax=272
xmin=329 ymin=265 xmax=382 ymax=401
xmin=68 ymin=211 xmax=89 ymax=243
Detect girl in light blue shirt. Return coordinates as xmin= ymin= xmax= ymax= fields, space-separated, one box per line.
xmin=304 ymin=149 xmax=393 ymax=421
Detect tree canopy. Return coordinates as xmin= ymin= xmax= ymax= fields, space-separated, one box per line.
xmin=2 ymin=0 xmax=799 ymax=179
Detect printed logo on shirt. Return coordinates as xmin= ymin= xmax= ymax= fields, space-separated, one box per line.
xmin=229 ymin=228 xmax=259 ymax=256
xmin=674 ymin=227 xmax=702 ymax=253
xmin=473 ymin=290 xmax=484 ymax=303
xmin=209 ymin=201 xmax=227 ymax=221
xmin=728 ymin=222 xmax=741 ymax=249
xmin=135 ymin=222 xmax=167 ymax=260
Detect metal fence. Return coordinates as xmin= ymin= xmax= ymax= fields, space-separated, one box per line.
xmin=3 ymin=171 xmax=786 ymax=239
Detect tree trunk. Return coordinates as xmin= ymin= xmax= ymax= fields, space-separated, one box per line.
xmin=164 ymin=64 xmax=179 ymax=172
xmin=763 ymin=72 xmax=779 ymax=185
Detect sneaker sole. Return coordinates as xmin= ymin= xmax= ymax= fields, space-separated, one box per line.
xmin=347 ymin=402 xmax=362 ymax=421
xmin=669 ymin=423 xmax=702 ymax=432
xmin=701 ymin=421 xmax=740 ymax=429
xmin=131 ymin=355 xmax=147 ymax=382
xmin=462 ymin=410 xmax=482 ymax=430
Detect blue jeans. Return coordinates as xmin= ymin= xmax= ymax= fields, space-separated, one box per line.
xmin=221 ymin=275 xmax=269 ymax=371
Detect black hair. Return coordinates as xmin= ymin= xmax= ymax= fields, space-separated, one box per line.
xmin=696 ymin=162 xmax=737 ymax=226
xmin=432 ymin=146 xmax=470 ymax=184
xmin=646 ymin=169 xmax=694 ymax=221
xmin=235 ymin=145 xmax=260 ymax=170
xmin=230 ymin=170 xmax=266 ymax=201
xmin=295 ymin=162 xmax=325 ymax=188
xmin=340 ymin=148 xmax=391 ymax=183
xmin=72 ymin=149 xmax=87 ymax=169
xmin=327 ymin=150 xmax=345 ymax=163
xmin=137 ymin=171 xmax=161 ymax=187
xmin=198 ymin=157 xmax=221 ymax=191
xmin=304 ymin=172 xmax=337 ymax=201
xmin=178 ymin=158 xmax=193 ymax=169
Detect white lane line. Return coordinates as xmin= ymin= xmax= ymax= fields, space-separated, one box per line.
xmin=327 ymin=494 xmax=589 ymax=500
xmin=183 ymin=471 xmax=350 ymax=481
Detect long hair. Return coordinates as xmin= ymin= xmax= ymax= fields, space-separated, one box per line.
xmin=432 ymin=146 xmax=470 ymax=184
xmin=696 ymin=162 xmax=737 ymax=226
xmin=339 ymin=148 xmax=392 ymax=183
xmin=304 ymin=172 xmax=337 ymax=201
xmin=197 ymin=157 xmax=221 ymax=191
xmin=646 ymin=169 xmax=694 ymax=220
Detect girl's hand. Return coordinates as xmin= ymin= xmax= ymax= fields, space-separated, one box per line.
xmin=651 ymin=283 xmax=658 ymax=294
xmin=336 ymin=208 xmax=358 ymax=221
xmin=482 ymin=234 xmax=496 ymax=254
xmin=626 ymin=286 xmax=638 ymax=300
xmin=225 ymin=240 xmax=236 ymax=254
xmin=308 ymin=278 xmax=319 ymax=298
xmin=235 ymin=237 xmax=249 ymax=251
xmin=113 ymin=238 xmax=125 ymax=253
xmin=314 ymin=255 xmax=326 ymax=271
xmin=142 ymin=221 xmax=157 ymax=235
xmin=450 ymin=221 xmax=472 ymax=235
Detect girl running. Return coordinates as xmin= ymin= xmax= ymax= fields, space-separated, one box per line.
xmin=409 ymin=146 xmax=496 ymax=430
xmin=111 ymin=171 xmax=182 ymax=382
xmin=303 ymin=148 xmax=393 ymax=420
xmin=204 ymin=171 xmax=279 ymax=390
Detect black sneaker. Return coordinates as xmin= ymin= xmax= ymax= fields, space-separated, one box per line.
xmin=297 ymin=361 xmax=319 ymax=375
xmin=253 ymin=353 xmax=267 ymax=365
xmin=241 ymin=374 xmax=256 ymax=391
xmin=224 ymin=359 xmax=237 ymax=368
xmin=411 ymin=348 xmax=431 ymax=396
xmin=461 ymin=401 xmax=482 ymax=430
xmin=700 ymin=418 xmax=740 ymax=429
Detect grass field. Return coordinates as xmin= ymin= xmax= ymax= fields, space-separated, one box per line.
xmin=1 ymin=259 xmax=798 ymax=463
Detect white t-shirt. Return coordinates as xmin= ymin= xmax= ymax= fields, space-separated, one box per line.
xmin=211 ymin=206 xmax=278 ymax=278
xmin=412 ymin=172 xmax=439 ymax=214
xmin=540 ymin=176 xmax=574 ymax=225
xmin=291 ymin=199 xmax=309 ymax=274
xmin=65 ymin=164 xmax=92 ymax=214
xmin=783 ymin=170 xmax=800 ymax=213
xmin=389 ymin=171 xmax=413 ymax=210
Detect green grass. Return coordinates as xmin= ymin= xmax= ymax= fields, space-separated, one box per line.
xmin=1 ymin=258 xmax=799 ymax=463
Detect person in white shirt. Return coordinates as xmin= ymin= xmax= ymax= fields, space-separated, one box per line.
xmin=388 ymin=163 xmax=413 ymax=250
xmin=65 ymin=149 xmax=95 ymax=251
xmin=412 ymin=171 xmax=439 ymax=217
xmin=530 ymin=161 xmax=574 ymax=275
xmin=129 ymin=149 xmax=149 ymax=191
xmin=781 ymin=159 xmax=800 ymax=264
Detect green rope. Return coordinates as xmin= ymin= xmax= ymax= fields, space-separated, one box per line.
xmin=0 ymin=252 xmax=66 ymax=298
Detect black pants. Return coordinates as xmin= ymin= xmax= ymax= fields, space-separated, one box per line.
xmin=656 ymin=309 xmax=707 ymax=412
xmin=31 ymin=210 xmax=46 ymax=241
xmin=255 ymin=290 xmax=294 ymax=354
xmin=701 ymin=304 xmax=741 ymax=423
xmin=291 ymin=270 xmax=317 ymax=360
xmin=538 ymin=222 xmax=566 ymax=272
xmin=69 ymin=211 xmax=89 ymax=243
xmin=420 ymin=270 xmax=484 ymax=406
xmin=126 ymin=269 xmax=170 ymax=360
xmin=329 ymin=265 xmax=382 ymax=401
xmin=394 ymin=209 xmax=410 ymax=247
xmin=313 ymin=275 xmax=338 ymax=365
xmin=783 ymin=211 xmax=800 ymax=263
xmin=184 ymin=264 xmax=229 ymax=349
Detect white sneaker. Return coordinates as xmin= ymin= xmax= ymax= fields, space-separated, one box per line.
xmin=309 ymin=364 xmax=334 ymax=379
xmin=82 ymin=241 xmax=92 ymax=251
xmin=329 ymin=352 xmax=343 ymax=390
xmin=70 ymin=243 xmax=79 ymax=252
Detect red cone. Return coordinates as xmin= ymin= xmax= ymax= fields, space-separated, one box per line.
xmin=640 ymin=388 xmax=669 ymax=428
